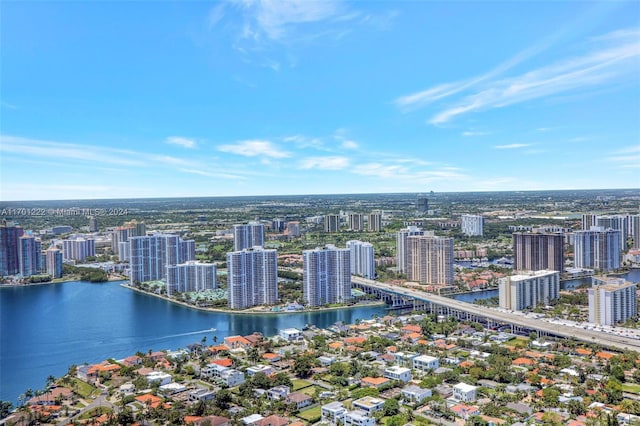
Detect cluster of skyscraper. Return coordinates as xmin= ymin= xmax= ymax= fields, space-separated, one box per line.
xmin=0 ymin=221 xmax=62 ymax=279
xmin=226 ymin=223 xmax=375 ymax=309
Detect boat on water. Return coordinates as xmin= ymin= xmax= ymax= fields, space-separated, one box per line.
xmin=210 ymin=327 xmax=216 ymax=332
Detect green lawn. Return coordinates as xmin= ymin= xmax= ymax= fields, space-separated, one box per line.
xmin=71 ymin=378 xmax=99 ymax=398
xmin=78 ymin=406 xmax=112 ymax=420
xmin=504 ymin=337 xmax=529 ymax=349
xmin=622 ymin=383 xmax=640 ymax=394
xmin=291 ymin=379 xmax=313 ymax=391
xmin=297 ymin=405 xmax=322 ymax=421
xmin=299 ymin=385 xmax=323 ymax=396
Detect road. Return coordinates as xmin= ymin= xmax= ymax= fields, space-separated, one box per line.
xmin=352 ymin=277 xmax=640 ymax=353
xmin=57 ymin=391 xmax=117 ymax=426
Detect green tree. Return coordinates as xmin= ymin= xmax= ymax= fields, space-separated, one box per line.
xmin=292 ymin=354 xmax=317 ymax=378
xmin=383 ymin=398 xmax=400 ymax=416
xmin=0 ymin=401 xmax=13 ymax=419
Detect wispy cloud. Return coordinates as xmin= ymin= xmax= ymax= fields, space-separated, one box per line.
xmin=178 ymin=168 xmax=246 ymax=180
xmin=606 ymin=145 xmax=640 ymax=168
xmin=299 ymin=156 xmax=349 ymax=170
xmin=236 ymin=0 xmax=346 ymax=41
xmin=340 ymin=140 xmax=359 ymax=149
xmin=426 ymin=28 xmax=640 ymax=124
xmin=1 ymin=101 xmax=18 ymax=110
xmin=494 ymin=143 xmax=532 ymax=149
xmin=395 ymin=27 xmax=640 ymax=125
xmin=462 ymin=131 xmax=488 ymax=137
xmin=218 ymin=139 xmax=291 ymax=158
xmin=0 ymin=135 xmax=244 ymax=182
xmin=166 ymin=136 xmax=197 ymax=149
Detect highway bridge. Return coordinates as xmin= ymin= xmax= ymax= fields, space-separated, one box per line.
xmin=352 ymin=277 xmax=640 ymax=353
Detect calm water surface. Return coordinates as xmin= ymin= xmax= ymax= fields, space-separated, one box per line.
xmin=0 ymin=281 xmax=386 ymax=403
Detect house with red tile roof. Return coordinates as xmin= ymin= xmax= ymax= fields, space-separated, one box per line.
xmin=262 ymin=353 xmax=281 ymax=363
xmin=450 ymin=403 xmax=479 ymax=420
xmin=211 ymin=358 xmax=234 ymax=367
xmin=224 ymin=335 xmax=252 ymax=349
xmin=361 ymin=376 xmax=391 ymax=388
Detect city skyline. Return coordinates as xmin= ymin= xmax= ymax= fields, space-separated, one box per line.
xmin=1 ymin=1 xmax=639 ymax=201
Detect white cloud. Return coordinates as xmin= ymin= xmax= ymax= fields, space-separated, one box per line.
xmin=166 ymin=136 xmax=197 ymax=148
xmin=427 ymin=29 xmax=640 ymax=124
xmin=494 ymin=143 xmax=532 ymax=149
xmin=178 ymin=168 xmax=246 ymax=180
xmin=0 ymin=135 xmax=144 ymax=167
xmin=218 ymin=140 xmax=291 ymax=158
xmin=341 ymin=140 xmax=359 ymax=149
xmin=233 ymin=0 xmax=350 ymax=42
xmin=299 ymin=156 xmax=349 ymax=170
xmin=462 ymin=131 xmax=488 ymax=137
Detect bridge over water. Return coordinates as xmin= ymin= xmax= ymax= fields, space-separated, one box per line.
xmin=352 ymin=277 xmax=640 ymax=353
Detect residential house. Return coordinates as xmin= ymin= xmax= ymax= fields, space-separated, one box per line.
xmin=343 ymin=410 xmax=375 ymax=426
xmin=384 ymin=366 xmax=412 ymax=382
xmin=352 ymin=396 xmax=385 ymax=415
xmin=322 ymin=401 xmax=346 ymax=424
xmin=401 ymin=385 xmax=432 ymax=404
xmin=453 ymin=383 xmax=477 ymax=402
xmin=286 ymin=392 xmax=312 ymax=410
xmin=413 ymin=354 xmax=439 ymax=371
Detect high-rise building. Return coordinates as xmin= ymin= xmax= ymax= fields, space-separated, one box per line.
xmin=396 ymin=226 xmax=428 ymax=275
xmin=368 ymin=212 xmax=383 ymax=232
xmin=303 ymin=245 xmax=351 ymax=307
xmin=499 ymin=270 xmax=560 ymax=311
xmin=406 ymin=235 xmax=454 ymax=285
xmin=324 ymin=215 xmax=340 ymax=233
xmin=272 ymin=218 xmax=286 ymax=232
xmin=346 ymin=240 xmax=375 ymax=279
xmin=461 ymin=214 xmax=484 ymax=237
xmin=513 ymin=232 xmax=564 ymax=273
xmin=19 ymin=235 xmax=41 ymax=277
xmin=574 ymin=227 xmax=621 ymax=271
xmin=88 ymin=216 xmax=99 ymax=232
xmin=581 ymin=214 xmax=597 ymax=231
xmin=630 ymin=214 xmax=640 ymax=249
xmin=597 ymin=215 xmax=629 ymax=250
xmin=233 ymin=222 xmax=265 ymax=252
xmin=129 ymin=234 xmax=196 ymax=284
xmin=62 ymin=238 xmax=96 ymax=262
xmin=112 ymin=226 xmax=134 ymax=260
xmin=227 ymin=247 xmax=278 ymax=309
xmin=166 ymin=261 xmax=216 ymax=296
xmin=46 ymin=246 xmax=63 ymax=278
xmin=0 ymin=221 xmax=24 ymax=276
xmin=416 ymin=195 xmax=429 ymax=214
xmin=285 ymin=221 xmax=301 ymax=237
xmin=588 ymin=277 xmax=637 ymax=325
xmin=348 ymin=213 xmax=364 ymax=232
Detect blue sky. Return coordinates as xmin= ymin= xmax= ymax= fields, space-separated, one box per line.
xmin=1 ymin=1 xmax=639 ymax=201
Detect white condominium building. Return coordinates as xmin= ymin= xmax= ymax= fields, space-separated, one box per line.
xmin=588 ymin=277 xmax=638 ymax=326
xmin=303 ymin=245 xmax=351 ymax=307
xmin=346 ymin=240 xmax=375 ymax=279
xmin=227 ymin=247 xmax=278 ymax=309
xmin=461 ymin=214 xmax=484 ymax=237
xmin=499 ymin=270 xmax=560 ymax=311
xmin=129 ymin=234 xmax=196 ymax=284
xmin=62 ymin=238 xmax=96 ymax=262
xmin=166 ymin=261 xmax=216 ymax=296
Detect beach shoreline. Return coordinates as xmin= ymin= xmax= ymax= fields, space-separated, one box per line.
xmin=120 ymin=282 xmax=387 ymax=315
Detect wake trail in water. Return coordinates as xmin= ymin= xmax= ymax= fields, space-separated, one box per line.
xmin=159 ymin=329 xmax=216 ymax=339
